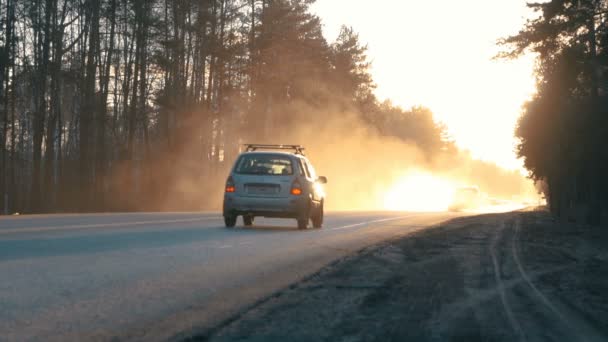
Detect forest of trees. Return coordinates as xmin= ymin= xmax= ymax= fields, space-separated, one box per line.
xmin=0 ymin=0 xmax=450 ymax=214
xmin=500 ymin=0 xmax=608 ymax=224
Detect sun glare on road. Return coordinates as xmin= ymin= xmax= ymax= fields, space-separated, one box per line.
xmin=383 ymin=171 xmax=539 ymax=213
xmin=383 ymin=172 xmax=456 ymax=212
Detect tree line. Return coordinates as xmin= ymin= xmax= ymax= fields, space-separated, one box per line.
xmin=0 ymin=0 xmax=450 ymax=213
xmin=500 ymin=0 xmax=608 ymax=224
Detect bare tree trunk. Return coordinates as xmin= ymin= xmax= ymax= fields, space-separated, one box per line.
xmin=0 ymin=0 xmax=15 ymax=214
xmin=30 ymin=0 xmax=54 ymax=212
xmin=96 ymin=0 xmax=117 ymax=209
xmin=44 ymin=0 xmax=67 ymax=210
xmin=138 ymin=1 xmax=150 ymax=205
xmin=587 ymin=9 xmax=601 ymax=224
xmin=126 ymin=0 xmax=146 ymax=205
xmin=80 ymin=0 xmax=100 ymax=211
xmin=7 ymin=0 xmax=16 ymax=214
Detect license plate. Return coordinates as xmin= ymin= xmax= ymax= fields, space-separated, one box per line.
xmin=246 ymin=185 xmax=279 ymax=195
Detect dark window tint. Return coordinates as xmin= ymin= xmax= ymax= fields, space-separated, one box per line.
xmin=235 ymin=155 xmax=294 ymax=175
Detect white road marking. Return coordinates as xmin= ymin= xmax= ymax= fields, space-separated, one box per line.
xmin=0 ymin=217 xmax=220 ymax=235
xmin=218 ymin=245 xmax=233 ymax=249
xmin=328 ymin=215 xmax=419 ymax=231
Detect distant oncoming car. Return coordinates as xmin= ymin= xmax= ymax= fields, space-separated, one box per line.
xmin=448 ymin=186 xmax=483 ymax=212
xmin=223 ymin=144 xmax=327 ymax=230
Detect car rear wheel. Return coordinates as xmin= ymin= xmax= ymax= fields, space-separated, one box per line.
xmin=224 ymin=215 xmax=237 ymax=228
xmin=297 ymin=218 xmax=308 ymax=230
xmin=312 ymin=202 xmax=324 ymax=228
xmin=243 ymin=215 xmax=254 ymax=226
xmin=297 ymin=202 xmax=311 ymax=230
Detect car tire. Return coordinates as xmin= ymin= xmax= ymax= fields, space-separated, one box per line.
xmin=297 ymin=218 xmax=308 ymax=230
xmin=297 ymin=201 xmax=311 ymax=230
xmin=312 ymin=202 xmax=324 ymax=228
xmin=224 ymin=215 xmax=237 ymax=228
xmin=243 ymin=215 xmax=254 ymax=226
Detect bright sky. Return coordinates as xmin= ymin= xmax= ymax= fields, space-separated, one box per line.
xmin=311 ymin=0 xmax=537 ymax=170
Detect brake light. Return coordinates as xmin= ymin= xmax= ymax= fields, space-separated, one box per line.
xmin=226 ymin=177 xmax=236 ymax=193
xmin=291 ymin=180 xmax=303 ymax=196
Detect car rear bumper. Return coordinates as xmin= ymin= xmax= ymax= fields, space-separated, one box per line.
xmin=223 ymin=194 xmax=309 ymax=218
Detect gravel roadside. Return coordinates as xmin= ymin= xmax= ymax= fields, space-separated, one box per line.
xmin=194 ymin=210 xmax=608 ymax=342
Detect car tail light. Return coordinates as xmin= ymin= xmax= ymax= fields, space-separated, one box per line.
xmin=225 ymin=176 xmax=236 ymax=193
xmin=291 ymin=180 xmax=303 ymax=196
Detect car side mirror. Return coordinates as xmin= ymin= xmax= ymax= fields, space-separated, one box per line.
xmin=317 ymin=176 xmax=327 ymax=184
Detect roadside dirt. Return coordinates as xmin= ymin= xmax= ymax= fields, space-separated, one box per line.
xmin=195 ymin=210 xmax=608 ymax=342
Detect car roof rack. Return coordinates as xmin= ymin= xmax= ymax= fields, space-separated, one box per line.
xmin=244 ymin=144 xmax=306 ymax=155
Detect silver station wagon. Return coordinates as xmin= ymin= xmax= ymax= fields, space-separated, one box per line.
xmin=223 ymin=144 xmax=327 ymax=229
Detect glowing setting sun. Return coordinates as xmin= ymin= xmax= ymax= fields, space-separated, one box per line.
xmin=381 ymin=171 xmax=530 ymax=213
xmin=312 ymin=0 xmax=537 ymax=171
xmin=383 ymin=171 xmax=456 ymax=212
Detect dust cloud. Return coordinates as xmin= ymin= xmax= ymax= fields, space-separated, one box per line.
xmin=219 ymin=101 xmax=539 ymax=212
xmin=132 ymin=101 xmax=539 ymax=213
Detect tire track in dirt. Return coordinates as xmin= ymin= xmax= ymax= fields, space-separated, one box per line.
xmin=512 ymin=217 xmax=566 ymax=320
xmin=490 ymin=221 xmax=526 ymax=341
xmin=512 ymin=216 xmax=606 ymax=342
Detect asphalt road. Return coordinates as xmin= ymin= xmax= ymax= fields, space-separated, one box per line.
xmin=0 ymin=211 xmax=461 ymax=341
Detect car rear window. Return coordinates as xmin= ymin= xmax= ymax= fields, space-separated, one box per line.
xmin=235 ymin=155 xmax=294 ymax=176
